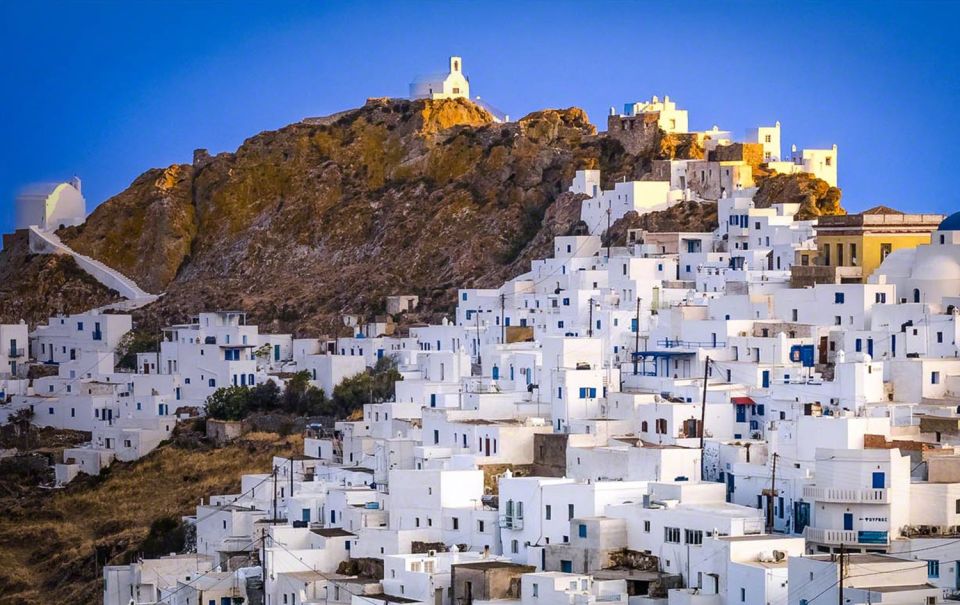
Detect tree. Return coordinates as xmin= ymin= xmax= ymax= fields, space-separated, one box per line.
xmin=205 ymin=386 xmax=253 ymax=421
xmin=331 ymin=355 xmax=402 ymax=418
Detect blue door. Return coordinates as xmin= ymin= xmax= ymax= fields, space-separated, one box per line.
xmin=560 ymin=560 xmax=572 ymax=573
xmin=843 ymin=513 xmax=853 ymax=531
xmin=892 ymin=335 xmax=896 ymax=356
xmin=762 ymin=371 xmax=770 ymax=388
xmin=872 ymin=472 xmax=885 ymax=488
xmin=867 ymin=338 xmax=874 ymax=356
xmin=302 ymin=508 xmax=311 ymax=522
xmin=492 ymin=366 xmax=499 ymax=380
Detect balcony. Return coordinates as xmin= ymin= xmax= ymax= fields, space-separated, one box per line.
xmin=7 ymin=348 xmax=25 ymax=358
xmin=804 ymin=526 xmax=889 ymax=546
xmin=803 ymin=486 xmax=888 ymax=503
xmin=499 ymin=515 xmax=523 ymax=530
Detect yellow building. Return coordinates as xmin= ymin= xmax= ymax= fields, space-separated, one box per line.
xmin=792 ymin=206 xmax=944 ymax=286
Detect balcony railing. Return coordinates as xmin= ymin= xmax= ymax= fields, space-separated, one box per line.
xmin=803 ymin=486 xmax=888 ymax=503
xmin=499 ymin=515 xmax=523 ymax=530
xmin=657 ymin=338 xmax=727 ymax=349
xmin=7 ymin=348 xmax=25 ymax=358
xmin=804 ymin=526 xmax=889 ymax=546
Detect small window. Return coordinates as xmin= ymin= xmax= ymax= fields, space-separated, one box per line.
xmin=932 ymin=372 xmax=941 ymax=385
xmin=834 ymin=292 xmax=845 ymax=304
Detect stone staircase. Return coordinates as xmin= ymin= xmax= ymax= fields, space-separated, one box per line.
xmin=28 ymin=226 xmax=159 ymax=310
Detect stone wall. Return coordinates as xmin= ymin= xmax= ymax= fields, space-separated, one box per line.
xmin=606 ymin=113 xmax=661 ymax=156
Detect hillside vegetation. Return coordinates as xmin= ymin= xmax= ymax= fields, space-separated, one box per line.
xmin=0 ymin=431 xmax=301 ymax=605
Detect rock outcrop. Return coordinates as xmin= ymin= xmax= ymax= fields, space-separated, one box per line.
xmin=603 ymin=201 xmax=720 ymax=247
xmin=754 ymin=172 xmax=844 ymax=220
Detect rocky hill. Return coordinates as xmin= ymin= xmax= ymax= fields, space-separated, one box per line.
xmin=56 ymin=98 xmax=650 ymax=335
xmin=6 ymin=97 xmax=843 ymax=334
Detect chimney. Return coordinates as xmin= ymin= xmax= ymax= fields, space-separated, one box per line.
xmin=482 ymin=545 xmax=490 ymax=559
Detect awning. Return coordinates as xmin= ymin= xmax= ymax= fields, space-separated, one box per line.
xmin=731 ymin=396 xmax=756 ymax=405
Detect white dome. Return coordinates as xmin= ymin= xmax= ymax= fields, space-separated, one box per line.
xmin=912 ymin=254 xmax=960 ymax=281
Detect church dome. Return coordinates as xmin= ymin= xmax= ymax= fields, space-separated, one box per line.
xmin=913 ymin=254 xmax=960 ymax=281
xmin=938 ymin=211 xmax=960 ymax=231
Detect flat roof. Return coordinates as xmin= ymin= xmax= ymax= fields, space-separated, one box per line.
xmin=721 ymin=534 xmax=797 ymax=542
xmin=366 ymin=593 xmax=421 ymax=603
xmin=454 ymin=560 xmax=533 ymax=571
xmin=311 ymin=528 xmax=356 ymax=538
xmin=862 ymin=584 xmax=937 ymax=593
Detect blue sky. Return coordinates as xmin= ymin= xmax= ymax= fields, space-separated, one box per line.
xmin=1 ymin=1 xmax=957 ymax=235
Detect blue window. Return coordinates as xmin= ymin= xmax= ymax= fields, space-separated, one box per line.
xmin=657 ymin=263 xmax=663 ymax=271
xmin=927 ymin=559 xmax=940 ymax=579
xmin=872 ymin=471 xmax=885 ymax=488
xmin=430 ymin=393 xmax=437 ymax=407
xmin=855 ymin=338 xmax=862 ymax=352
xmin=578 ymin=387 xmax=597 ymax=399
xmin=136 ymin=402 xmax=141 ymax=410
xmin=563 ymin=297 xmax=570 ymax=306
xmin=596 ymin=320 xmax=601 ymax=330
xmin=557 ymin=387 xmax=562 ymax=399
xmin=932 ymin=371 xmax=941 ymax=384
xmin=631 ymin=318 xmax=638 ymax=333
xmin=686 ymin=265 xmax=691 ymax=273
xmin=937 ymin=332 xmax=944 ymax=343
xmin=520 ymin=318 xmax=527 ymax=327
xmin=71 ymin=408 xmax=75 ymax=417
xmin=578 ymin=524 xmax=587 ymax=538
xmin=756 ymin=404 xmax=765 ymax=416
xmin=504 ymin=317 xmax=510 ymax=326
xmin=77 ymin=322 xmax=83 ymax=331
xmin=274 ymin=344 xmax=281 ymax=360
xmin=835 ymin=292 xmax=845 ymax=304
xmin=462 ymin=292 xmax=468 ymax=301
xmin=558 ymin=321 xmax=564 ymax=329
xmin=208 ymin=379 xmax=216 ymax=388
xmin=48 ymin=407 xmax=54 ymax=415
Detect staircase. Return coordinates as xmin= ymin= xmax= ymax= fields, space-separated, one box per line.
xmin=28 ymin=226 xmax=159 ymax=310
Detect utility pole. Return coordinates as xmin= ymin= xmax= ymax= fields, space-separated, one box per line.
xmin=699 ymin=355 xmax=710 ymax=451
xmin=633 ymin=297 xmax=641 ymax=376
xmin=474 ymin=310 xmax=482 ymax=369
xmin=588 ymin=298 xmax=594 ymax=337
xmin=838 ymin=543 xmax=845 ymax=605
xmin=606 ymin=200 xmax=612 ymax=259
xmin=272 ymin=465 xmax=278 ymax=521
xmin=764 ymin=453 xmax=779 ymax=534
xmin=289 ymin=457 xmax=294 ymax=503
xmin=500 ymin=293 xmax=506 ymax=344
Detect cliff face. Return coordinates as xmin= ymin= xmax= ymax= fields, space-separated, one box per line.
xmin=59 ymin=98 xmax=642 ymax=334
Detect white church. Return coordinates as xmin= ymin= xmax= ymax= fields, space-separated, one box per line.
xmin=409 ymin=55 xmax=470 ymax=101
xmin=409 ymin=56 xmax=509 ymax=122
xmin=15 ymin=177 xmax=86 ymax=232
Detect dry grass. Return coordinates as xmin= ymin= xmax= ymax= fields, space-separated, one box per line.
xmin=0 ymin=432 xmax=301 ymax=605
